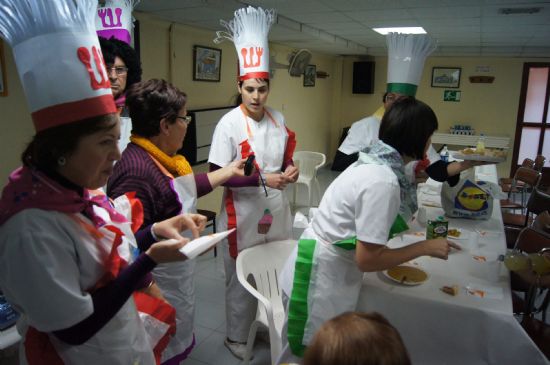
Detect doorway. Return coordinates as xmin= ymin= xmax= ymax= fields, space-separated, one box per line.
xmin=513 ymin=62 xmax=550 ymax=187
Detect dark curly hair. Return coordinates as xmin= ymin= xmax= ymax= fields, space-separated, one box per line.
xmin=379 ymin=98 xmax=438 ymax=160
xmin=126 ymin=79 xmax=187 ymax=137
xmin=99 ymin=36 xmax=142 ymax=88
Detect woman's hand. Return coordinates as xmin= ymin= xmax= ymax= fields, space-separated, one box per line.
xmin=146 ymin=238 xmax=188 ymax=263
xmin=422 ymin=238 xmax=462 ymax=260
xmin=228 ymin=158 xmax=247 ymax=177
xmin=153 ymin=213 xmax=207 ymax=240
xmin=264 ymin=173 xmax=291 ymax=190
xmin=283 ymin=165 xmax=299 ymax=183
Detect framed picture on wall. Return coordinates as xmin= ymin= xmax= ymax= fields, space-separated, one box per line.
xmin=0 ymin=39 xmax=7 ymax=97
xmin=193 ymin=45 xmax=222 ymax=82
xmin=431 ymin=67 xmax=461 ymax=88
xmin=303 ymin=64 xmax=316 ymax=87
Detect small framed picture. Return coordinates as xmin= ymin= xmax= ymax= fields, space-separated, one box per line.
xmin=303 ymin=64 xmax=316 ymax=87
xmin=431 ymin=67 xmax=461 ymax=88
xmin=0 ymin=39 xmax=7 ymax=97
xmin=193 ymin=45 xmax=222 ymax=82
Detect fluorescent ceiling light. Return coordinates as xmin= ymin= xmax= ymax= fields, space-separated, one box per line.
xmin=373 ymin=27 xmax=426 ymax=35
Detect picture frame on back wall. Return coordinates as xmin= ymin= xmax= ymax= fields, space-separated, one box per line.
xmin=193 ymin=45 xmax=222 ymax=82
xmin=431 ymin=67 xmax=461 ymax=88
xmin=304 ymin=64 xmax=316 ymax=87
xmin=0 ymin=39 xmax=7 ymax=97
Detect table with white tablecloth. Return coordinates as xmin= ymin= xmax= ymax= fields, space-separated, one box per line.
xmin=359 ymin=165 xmax=548 ymax=365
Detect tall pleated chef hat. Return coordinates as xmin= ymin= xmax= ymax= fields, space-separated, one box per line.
xmin=214 ymin=6 xmax=276 ymax=81
xmin=96 ymin=0 xmax=139 ymax=45
xmin=0 ymin=0 xmax=116 ymax=132
xmin=386 ymin=33 xmax=437 ymax=96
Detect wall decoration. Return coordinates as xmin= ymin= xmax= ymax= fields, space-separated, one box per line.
xmin=431 ymin=67 xmax=461 ymax=88
xmin=193 ymin=45 xmax=222 ymax=82
xmin=0 ymin=40 xmax=7 ymax=97
xmin=303 ymin=64 xmax=316 ymax=87
xmin=469 ymin=76 xmax=495 ymax=83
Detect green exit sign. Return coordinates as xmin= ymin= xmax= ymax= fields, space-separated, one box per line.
xmin=444 ymin=90 xmax=461 ymax=102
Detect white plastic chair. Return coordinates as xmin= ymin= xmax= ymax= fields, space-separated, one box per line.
xmin=236 ymin=239 xmax=297 ymax=365
xmin=292 ymin=151 xmax=326 ymax=208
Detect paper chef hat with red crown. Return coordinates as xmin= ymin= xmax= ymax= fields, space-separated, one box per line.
xmin=0 ymin=0 xmax=115 ymax=132
xmin=96 ymin=0 xmax=139 ymax=45
xmin=214 ymin=6 xmax=276 ymax=81
xmin=386 ymin=33 xmax=437 ymax=97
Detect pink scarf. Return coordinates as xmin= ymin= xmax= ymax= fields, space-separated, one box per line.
xmin=115 ymin=94 xmax=126 ymax=109
xmin=0 ymin=166 xmax=126 ymax=227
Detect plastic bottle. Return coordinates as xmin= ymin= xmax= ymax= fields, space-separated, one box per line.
xmin=440 ymin=145 xmax=449 ymax=163
xmin=476 ymin=134 xmax=485 ymax=154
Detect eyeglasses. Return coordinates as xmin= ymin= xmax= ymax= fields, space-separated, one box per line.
xmin=384 ymin=93 xmax=406 ymax=103
xmin=105 ymin=66 xmax=128 ymax=76
xmin=176 ymin=115 xmax=192 ymax=124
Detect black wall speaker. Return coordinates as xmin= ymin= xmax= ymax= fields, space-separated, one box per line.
xmin=352 ymin=61 xmax=375 ymax=94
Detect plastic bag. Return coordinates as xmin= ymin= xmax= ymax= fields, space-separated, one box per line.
xmin=441 ymin=170 xmax=499 ymax=220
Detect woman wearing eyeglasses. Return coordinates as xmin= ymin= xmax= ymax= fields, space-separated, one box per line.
xmin=107 ymin=79 xmax=246 ymax=364
xmin=99 ymin=36 xmax=142 ymax=153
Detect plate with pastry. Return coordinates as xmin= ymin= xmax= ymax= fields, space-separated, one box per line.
xmin=383 ymin=265 xmax=429 ymax=286
xmin=452 ymin=148 xmax=507 ymax=163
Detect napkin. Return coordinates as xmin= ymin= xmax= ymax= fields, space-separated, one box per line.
xmin=465 ymin=283 xmax=503 ymax=299
xmin=178 ymin=228 xmax=236 ymax=259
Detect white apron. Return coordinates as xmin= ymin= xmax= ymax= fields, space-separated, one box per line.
xmin=283 ymin=227 xmax=363 ymax=357
xmin=147 ymin=158 xmax=199 ymax=363
xmin=217 ymin=106 xmax=292 ymax=256
xmin=217 ymin=106 xmax=293 ymax=341
xmin=19 ymin=203 xmax=157 ymax=365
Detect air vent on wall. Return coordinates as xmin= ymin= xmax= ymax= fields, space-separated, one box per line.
xmin=498 ymin=7 xmax=542 ymax=15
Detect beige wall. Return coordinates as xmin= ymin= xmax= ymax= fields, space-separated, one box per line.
xmin=1 ymin=11 xmax=549 ymax=198
xmin=338 ymin=55 xmax=550 ymax=178
xmin=0 ymin=44 xmax=34 ymax=184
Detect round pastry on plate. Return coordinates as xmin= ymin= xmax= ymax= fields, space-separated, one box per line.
xmin=384 ymin=265 xmax=429 ymax=286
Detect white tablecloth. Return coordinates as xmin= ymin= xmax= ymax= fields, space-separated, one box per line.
xmin=359 ymin=165 xmax=548 ymax=365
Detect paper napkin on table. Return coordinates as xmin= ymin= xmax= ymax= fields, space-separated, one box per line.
xmin=465 ymin=283 xmax=503 ymax=299
xmin=178 ymin=228 xmax=235 ymax=259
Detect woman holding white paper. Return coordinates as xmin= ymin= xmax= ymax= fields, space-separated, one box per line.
xmin=0 ymin=1 xmax=204 ymax=363
xmin=107 ymin=79 xmax=246 ymax=363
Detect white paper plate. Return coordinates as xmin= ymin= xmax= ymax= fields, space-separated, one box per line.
xmin=383 ymin=265 xmax=429 ymax=286
xmin=451 ymin=152 xmax=505 ymax=163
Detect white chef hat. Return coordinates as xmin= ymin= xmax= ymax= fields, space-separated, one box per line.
xmin=96 ymin=0 xmax=139 ymax=45
xmin=0 ymin=0 xmax=116 ymax=132
xmin=386 ymin=33 xmax=437 ymax=96
xmin=214 ymin=6 xmax=276 ymax=81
